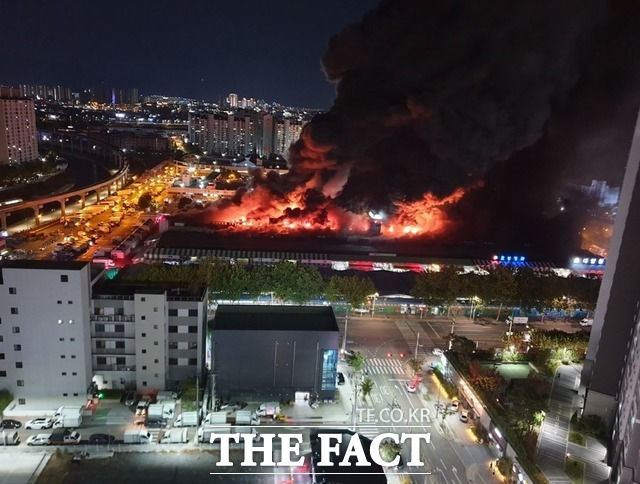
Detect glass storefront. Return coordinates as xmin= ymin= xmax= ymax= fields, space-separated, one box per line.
xmin=321 ymin=349 xmax=338 ymax=391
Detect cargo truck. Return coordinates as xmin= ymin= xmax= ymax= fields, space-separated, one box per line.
xmin=174 ymin=411 xmax=198 ymax=427
xmin=203 ymin=412 xmax=228 ymax=425
xmin=124 ymin=429 xmax=152 ymax=444
xmin=53 ymin=407 xmax=83 ymax=428
xmin=53 ymin=406 xmax=83 ymax=419
xmin=256 ymin=402 xmax=280 ymax=418
xmin=0 ymin=431 xmax=20 ymax=446
xmin=147 ymin=404 xmax=171 ymax=419
xmin=160 ymin=429 xmax=189 ymax=444
xmin=235 ymin=410 xmax=259 ymax=426
xmin=197 ymin=424 xmax=232 ymax=443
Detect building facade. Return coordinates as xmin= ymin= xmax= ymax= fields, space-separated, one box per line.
xmin=0 ymin=89 xmax=38 ymax=164
xmin=0 ymin=261 xmax=95 ymax=402
xmin=91 ymin=283 xmax=208 ymax=392
xmin=582 ymin=113 xmax=640 ymax=482
xmin=211 ymin=305 xmax=339 ymax=401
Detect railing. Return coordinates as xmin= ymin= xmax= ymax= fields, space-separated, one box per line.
xmin=90 ymin=314 xmax=135 ymax=322
xmin=93 ymin=348 xmax=135 ymax=356
xmin=93 ymin=364 xmax=136 ymax=372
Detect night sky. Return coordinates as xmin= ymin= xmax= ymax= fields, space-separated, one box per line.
xmin=1 ymin=0 xmax=379 ymax=108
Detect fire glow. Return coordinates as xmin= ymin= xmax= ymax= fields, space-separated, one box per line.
xmin=205 ymin=184 xmax=466 ymax=238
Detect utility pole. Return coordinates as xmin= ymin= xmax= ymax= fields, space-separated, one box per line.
xmin=341 ymin=305 xmax=350 ymax=355
xmin=414 ymin=332 xmax=420 ymax=359
xmin=351 ymin=374 xmax=359 ymax=432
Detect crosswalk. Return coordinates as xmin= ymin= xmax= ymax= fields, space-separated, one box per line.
xmin=364 ymin=358 xmax=407 ymax=375
xmin=355 ymin=424 xmax=380 ymax=440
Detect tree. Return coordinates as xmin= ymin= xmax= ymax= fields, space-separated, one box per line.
xmin=180 ymin=377 xmax=200 ymax=411
xmin=0 ymin=389 xmax=13 ymax=413
xmin=482 ymin=266 xmax=517 ymax=321
xmin=138 ymin=192 xmax=153 ymax=211
xmin=270 ymin=261 xmax=325 ymax=304
xmin=178 ymin=196 xmax=192 ymax=209
xmin=347 ymin=351 xmax=365 ymax=373
xmin=507 ymin=376 xmax=550 ymax=435
xmin=360 ymin=377 xmax=374 ymax=403
xmin=411 ymin=271 xmax=443 ymax=307
xmin=379 ymin=439 xmax=403 ymax=463
xmin=407 ymin=357 xmax=423 ymax=376
xmin=326 ymin=275 xmax=376 ymax=308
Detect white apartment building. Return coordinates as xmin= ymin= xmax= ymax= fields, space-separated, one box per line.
xmin=0 ymin=261 xmax=208 ymax=406
xmin=0 ymin=90 xmax=38 ymax=165
xmin=0 ymin=261 xmax=96 ymax=403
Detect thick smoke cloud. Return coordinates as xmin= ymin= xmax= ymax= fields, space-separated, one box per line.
xmin=287 ymin=0 xmax=604 ymax=213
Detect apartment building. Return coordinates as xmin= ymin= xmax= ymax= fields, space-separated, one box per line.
xmin=90 ymin=283 xmax=208 ymax=392
xmin=0 ymin=261 xmax=96 ymax=403
xmin=0 ymin=88 xmax=38 ymax=164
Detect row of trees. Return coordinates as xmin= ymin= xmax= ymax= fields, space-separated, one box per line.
xmin=0 ymin=152 xmax=60 ymax=186
xmin=124 ymin=259 xmax=376 ymax=306
xmin=412 ymin=266 xmax=600 ymax=317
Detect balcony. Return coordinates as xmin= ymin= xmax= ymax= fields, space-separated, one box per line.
xmin=93 ymin=347 xmax=135 ymax=356
xmin=93 ymin=364 xmax=136 ymax=372
xmin=90 ymin=314 xmax=135 ymax=322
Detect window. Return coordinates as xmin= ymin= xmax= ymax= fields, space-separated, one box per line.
xmin=154 ymin=341 xmax=158 ymax=346
xmin=142 ymin=349 xmax=147 ymax=354
xmin=116 ymin=357 xmax=125 ymax=365
xmin=0 ymin=354 xmax=4 ymax=360
xmin=154 ymin=359 xmax=159 ymax=363
xmin=188 ymin=309 xmax=198 ymax=317
xmin=18 ymin=399 xmax=25 ymax=405
xmin=97 ymin=357 xmax=106 ymax=365
xmin=60 ymin=275 xmax=68 ymax=282
xmin=15 ymin=362 xmax=22 ymax=368
xmin=62 ymin=372 xmax=67 ymax=376
xmin=0 ymin=371 xmax=6 ymax=377
xmin=10 ymin=308 xmax=18 ymax=314
xmin=168 ymin=309 xmax=178 ymax=317
xmin=115 ymin=341 xmax=125 ymax=349
xmin=188 ymin=342 xmax=198 ymax=350
xmin=73 ymin=393 xmax=78 ymax=397
xmin=61 ymin=355 xmax=66 ymax=359
xmin=142 ymin=381 xmax=147 ymax=387
xmin=168 ymin=342 xmax=178 ymax=350
xmin=12 ymin=327 xmax=19 ymax=334
xmin=142 ymin=365 xmax=147 ymax=370
xmin=63 ymin=393 xmax=68 ymax=397
xmin=13 ymin=344 xmax=21 ymax=351
xmin=141 ymin=297 xmax=146 ymax=302
xmin=153 ymin=324 xmax=158 ymax=329
xmin=0 ymin=336 xmax=3 ymax=342
xmin=96 ymin=341 xmax=105 ymax=349
xmin=168 ymin=326 xmax=177 ymax=333
xmin=153 ymin=307 xmax=158 ymax=312
xmin=57 ymin=300 xmax=62 ymax=304
xmin=71 ymin=355 xmax=76 ymax=359
xmin=115 ymin=325 xmax=124 ymax=333
xmin=188 ymin=326 xmax=197 ymax=334
xmin=72 ymin=372 xmax=77 ymax=376
xmin=17 ymin=380 xmax=24 ymax=387
xmin=169 ymin=358 xmax=178 ymax=365
xmin=154 ymin=373 xmax=159 ymax=378
xmin=189 ymin=358 xmax=197 ymax=366
xmin=9 ymin=287 xmax=16 ymax=294
xmin=68 ymin=301 xmax=73 ymax=305
xmin=141 ymin=333 xmax=146 ymax=337
xmin=70 ymin=338 xmax=75 ymax=342
xmin=321 ymin=349 xmax=338 ymax=391
xmin=59 ymin=338 xmax=64 ymax=342
xmin=141 ymin=315 xmax=146 ymax=320
xmin=95 ymin=324 xmax=105 ymax=332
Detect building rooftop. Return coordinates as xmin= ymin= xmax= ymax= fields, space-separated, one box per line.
xmin=0 ymin=260 xmax=89 ymax=271
xmin=92 ymin=282 xmax=207 ymax=301
xmin=213 ymin=305 xmax=339 ymax=332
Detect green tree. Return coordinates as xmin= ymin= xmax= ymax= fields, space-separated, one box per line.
xmin=435 ymin=266 xmax=462 ymax=316
xmin=245 ymin=266 xmax=272 ymax=299
xmin=138 ymin=192 xmax=153 ymax=211
xmin=270 ymin=261 xmax=324 ymax=304
xmin=326 ymin=275 xmax=376 ymax=308
xmin=483 ymin=266 xmax=517 ymax=321
xmin=179 ymin=377 xmax=200 ymax=411
xmin=360 ymin=377 xmax=374 ymax=403
xmin=507 ymin=376 xmax=550 ymax=435
xmin=379 ymin=440 xmax=403 ymax=463
xmin=411 ymin=271 xmax=443 ymax=307
xmin=0 ymin=389 xmax=14 ymax=413
xmin=515 ymin=268 xmax=542 ymax=311
xmin=407 ymin=357 xmax=423 ymax=376
xmin=347 ymin=351 xmax=365 ymax=373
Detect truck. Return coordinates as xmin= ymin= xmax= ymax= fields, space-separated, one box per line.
xmin=157 ymin=391 xmax=179 ymax=401
xmin=50 ymin=429 xmax=81 ymax=445
xmin=174 ymin=411 xmax=198 ymax=427
xmin=197 ymin=424 xmax=232 ymax=443
xmin=234 ymin=425 xmax=261 ymax=443
xmin=235 ymin=410 xmax=260 ymax=426
xmin=159 ymin=401 xmax=176 ymax=419
xmin=124 ymin=429 xmax=152 ymax=444
xmin=505 ymin=316 xmax=529 ymax=326
xmin=53 ymin=406 xmax=83 ymax=428
xmin=0 ymin=431 xmax=20 ymax=446
xmin=147 ymin=404 xmax=169 ymax=420
xmin=160 ymin=429 xmax=189 ymax=444
xmin=203 ymin=412 xmax=228 ymax=425
xmin=256 ymin=402 xmax=280 ymax=418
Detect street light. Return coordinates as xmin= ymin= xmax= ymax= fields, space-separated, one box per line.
xmin=370 ymin=292 xmax=379 ymax=318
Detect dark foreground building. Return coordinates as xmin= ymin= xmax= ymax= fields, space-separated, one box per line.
xmin=211 ymin=305 xmax=339 ymax=401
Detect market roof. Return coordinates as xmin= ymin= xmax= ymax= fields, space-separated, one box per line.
xmin=213 ymin=305 xmax=339 ymax=332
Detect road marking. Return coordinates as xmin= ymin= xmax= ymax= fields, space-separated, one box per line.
xmin=427 ymin=322 xmax=441 ymax=338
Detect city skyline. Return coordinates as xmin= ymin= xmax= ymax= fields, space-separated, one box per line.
xmin=0 ymin=0 xmax=379 ymax=109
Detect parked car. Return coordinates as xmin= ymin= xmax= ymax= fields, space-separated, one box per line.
xmin=343 ymin=349 xmax=356 ymax=358
xmin=145 ymin=417 xmax=167 ymax=429
xmin=432 ymin=348 xmax=444 ymax=356
xmin=88 ymin=433 xmax=115 ymax=444
xmin=337 ymin=372 xmax=345 ymax=385
xmin=0 ymin=419 xmax=21 ymax=429
xmin=124 ymin=391 xmax=136 ymax=407
xmin=25 ymin=418 xmax=53 ymax=430
xmin=450 ymin=400 xmax=460 ymax=412
xmin=27 ymin=434 xmax=51 ymax=446
xmin=459 ymin=410 xmax=469 ymax=423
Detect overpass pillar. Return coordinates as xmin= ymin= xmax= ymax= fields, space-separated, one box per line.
xmin=0 ymin=213 xmax=7 ymax=231
xmin=80 ymin=194 xmax=86 ymax=209
xmin=32 ymin=206 xmax=40 ymax=226
xmin=60 ymin=200 xmax=66 ymax=219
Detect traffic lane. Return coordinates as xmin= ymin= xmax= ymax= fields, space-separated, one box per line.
xmin=341 ymin=316 xmax=420 ymax=360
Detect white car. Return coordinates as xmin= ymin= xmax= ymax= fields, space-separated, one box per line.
xmin=25 ymin=418 xmax=53 ymax=430
xmin=27 ymin=434 xmax=51 ymax=446
xmin=432 ymin=348 xmax=444 ymax=356
xmin=404 ymin=381 xmax=417 ymax=393
xmin=460 ymin=410 xmax=469 ymax=423
xmin=450 ymin=400 xmax=460 ymax=412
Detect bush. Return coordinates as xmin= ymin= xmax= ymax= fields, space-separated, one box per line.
xmin=433 ymin=368 xmax=458 ymax=398
xmin=497 ymin=456 xmax=514 ymax=478
xmin=0 ymin=389 xmax=14 ymax=412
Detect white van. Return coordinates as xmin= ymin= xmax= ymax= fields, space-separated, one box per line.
xmin=580 ymin=318 xmax=594 ymax=327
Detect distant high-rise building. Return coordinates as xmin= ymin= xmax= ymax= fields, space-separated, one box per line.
xmin=582 ymin=113 xmax=640 ymax=482
xmin=228 ymin=93 xmax=238 ymax=108
xmin=261 ymin=114 xmax=274 ymax=155
xmin=0 ymin=88 xmax=38 ymax=165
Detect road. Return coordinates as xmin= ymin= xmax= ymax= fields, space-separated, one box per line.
xmin=340 ymin=315 xmax=499 ymax=483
